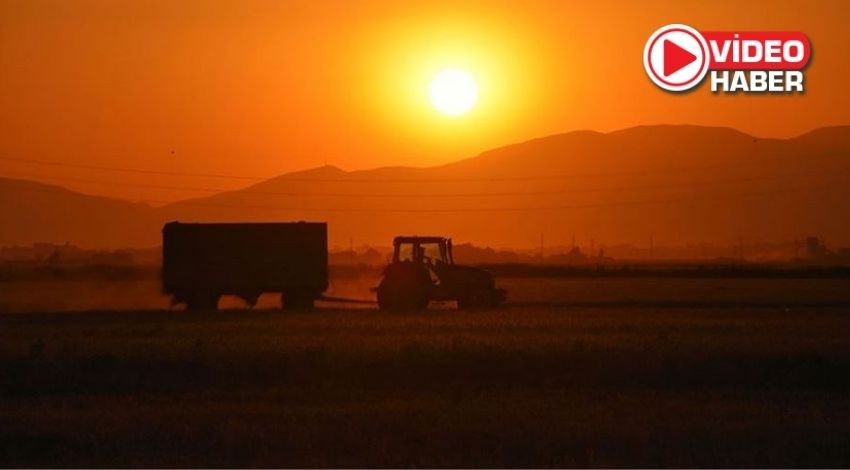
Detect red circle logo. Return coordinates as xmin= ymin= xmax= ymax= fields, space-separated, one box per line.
xmin=644 ymin=24 xmax=710 ymax=92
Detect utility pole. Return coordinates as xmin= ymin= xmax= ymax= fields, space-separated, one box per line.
xmin=738 ymin=236 xmax=744 ymax=261
xmin=539 ymin=233 xmax=545 ymax=264
xmin=650 ymin=234 xmax=654 ymax=260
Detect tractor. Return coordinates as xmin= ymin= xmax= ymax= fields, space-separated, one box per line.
xmin=374 ymin=236 xmax=506 ymax=311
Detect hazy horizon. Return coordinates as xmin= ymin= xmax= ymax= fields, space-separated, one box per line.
xmin=3 ymin=124 xmax=850 ymax=249
xmin=4 ymin=122 xmax=849 ymax=205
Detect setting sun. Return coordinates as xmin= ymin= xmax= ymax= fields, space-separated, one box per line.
xmin=429 ymin=69 xmax=478 ymax=116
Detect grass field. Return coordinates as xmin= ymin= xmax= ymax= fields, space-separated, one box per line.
xmin=3 ymin=276 xmax=850 ymax=312
xmin=2 ymin=277 xmax=850 ymax=466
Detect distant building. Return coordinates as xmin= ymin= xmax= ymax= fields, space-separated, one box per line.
xmin=805 ymin=236 xmax=828 ymax=259
xmin=547 ymin=247 xmax=589 ymax=265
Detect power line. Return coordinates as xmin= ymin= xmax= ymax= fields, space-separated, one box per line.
xmin=0 ymin=154 xmax=658 ymax=182
xmin=0 ymin=176 xmax=834 ymax=213
xmin=2 ymin=166 xmax=848 ymax=199
xmin=0 ymin=156 xmax=267 ymax=181
xmin=145 ymin=186 xmax=841 ymax=213
xmin=3 ymin=151 xmax=844 ymax=183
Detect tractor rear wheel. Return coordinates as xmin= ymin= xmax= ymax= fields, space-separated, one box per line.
xmin=377 ymin=283 xmax=429 ymax=311
xmin=377 ymin=264 xmax=431 ymax=311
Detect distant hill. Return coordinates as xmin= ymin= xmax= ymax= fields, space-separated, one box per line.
xmin=3 ymin=125 xmax=850 ymax=248
xmin=160 ymin=125 xmax=850 ymax=248
xmin=0 ymin=177 xmax=159 ymax=248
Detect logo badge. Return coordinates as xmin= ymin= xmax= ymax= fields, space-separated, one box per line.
xmin=643 ymin=24 xmax=710 ymax=92
xmin=643 ymin=24 xmax=811 ymax=94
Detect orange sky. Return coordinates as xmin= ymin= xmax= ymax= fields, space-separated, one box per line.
xmin=1 ymin=0 xmax=849 ymax=202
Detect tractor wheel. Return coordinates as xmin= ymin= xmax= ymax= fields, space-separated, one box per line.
xmin=376 ymin=272 xmax=430 ymax=311
xmin=377 ymin=284 xmax=429 ymax=311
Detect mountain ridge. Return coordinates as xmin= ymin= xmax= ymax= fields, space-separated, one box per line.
xmin=2 ymin=124 xmax=850 ymax=248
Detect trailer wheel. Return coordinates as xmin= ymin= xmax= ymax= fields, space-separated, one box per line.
xmin=237 ymin=292 xmax=260 ymax=308
xmin=282 ymin=291 xmax=315 ymax=311
xmin=185 ymin=291 xmax=220 ymax=311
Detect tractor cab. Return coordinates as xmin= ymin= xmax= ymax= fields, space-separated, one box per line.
xmin=392 ymin=236 xmax=453 ymax=266
xmin=375 ymin=235 xmax=506 ymax=311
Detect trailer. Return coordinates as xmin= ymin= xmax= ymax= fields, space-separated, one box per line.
xmin=162 ymin=221 xmax=328 ymax=310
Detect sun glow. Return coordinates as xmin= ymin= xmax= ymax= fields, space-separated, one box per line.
xmin=429 ymin=69 xmax=478 ymax=116
xmin=350 ymin=15 xmax=552 ymax=160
